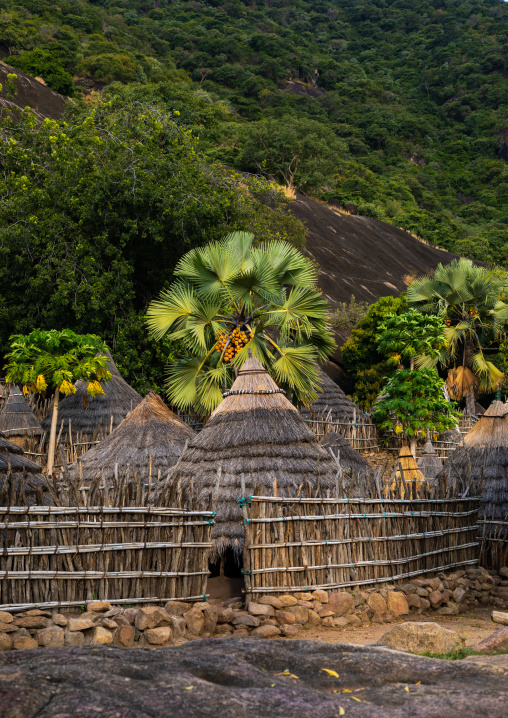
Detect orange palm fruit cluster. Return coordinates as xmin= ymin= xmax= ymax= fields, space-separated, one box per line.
xmin=216 ymin=327 xmax=254 ymax=362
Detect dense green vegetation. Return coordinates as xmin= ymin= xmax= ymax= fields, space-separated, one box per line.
xmin=0 ymin=0 xmax=507 ymax=263
xmin=0 ymin=93 xmax=305 ymax=392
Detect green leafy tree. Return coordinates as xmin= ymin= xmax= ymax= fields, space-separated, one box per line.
xmin=377 ymin=309 xmax=448 ymax=372
xmin=7 ymin=49 xmax=75 ymax=96
xmin=4 ymin=329 xmax=111 ymax=475
xmin=238 ymin=116 xmax=345 ymax=193
xmin=373 ymin=369 xmax=460 ymax=455
xmin=341 ymin=295 xmax=407 ymax=409
xmin=147 ymin=231 xmax=335 ymax=412
xmin=407 ymin=259 xmax=508 ymax=414
xmin=0 ymin=94 xmax=306 ymax=391
xmin=374 ymin=310 xmax=453 ymax=456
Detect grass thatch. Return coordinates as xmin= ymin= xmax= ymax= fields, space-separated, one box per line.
xmin=386 ymin=446 xmax=427 ymax=499
xmin=0 ymin=386 xmax=43 ymax=440
xmin=301 ymin=369 xmax=364 ymax=422
xmin=159 ymin=356 xmax=340 ymax=555
xmin=320 ymin=432 xmax=372 ymax=495
xmin=41 ymin=353 xmax=141 ymax=437
xmin=0 ymin=430 xmax=50 ymax=504
xmin=66 ymin=392 xmax=194 ymax=484
xmin=417 ymin=440 xmax=443 ymax=480
xmin=444 ymin=400 xmax=508 ymax=523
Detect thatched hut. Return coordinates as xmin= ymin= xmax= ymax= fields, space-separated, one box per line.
xmin=0 ymin=386 xmax=43 ymax=446
xmin=301 ymin=369 xmax=364 ymax=423
xmin=0 ymin=430 xmax=50 ymax=504
xmin=41 ymin=353 xmax=141 ymax=438
xmin=417 ymin=440 xmax=443 ymax=481
xmin=67 ymin=392 xmax=194 ymax=483
xmin=161 ymin=356 xmax=340 ymax=555
xmin=444 ymin=401 xmax=508 ymax=522
xmin=320 ymin=432 xmax=373 ymax=495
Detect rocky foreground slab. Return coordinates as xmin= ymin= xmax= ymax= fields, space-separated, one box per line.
xmin=0 ymin=639 xmax=506 ymax=718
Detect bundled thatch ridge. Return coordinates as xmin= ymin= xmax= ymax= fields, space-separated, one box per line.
xmin=301 ymin=369 xmax=364 ymax=423
xmin=66 ymin=392 xmax=194 ymax=483
xmin=41 ymin=352 xmax=142 ymax=437
xmin=0 ymin=386 xmax=43 ymax=439
xmin=160 ymin=356 xmax=340 ymax=554
xmin=417 ymin=440 xmax=443 ymax=480
xmin=0 ymin=430 xmax=50 ymax=504
xmin=320 ymin=432 xmax=372 ymax=495
xmin=443 ymin=400 xmax=508 ymax=522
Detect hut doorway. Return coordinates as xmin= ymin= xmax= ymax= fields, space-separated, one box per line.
xmin=207 ymin=550 xmax=244 ymax=600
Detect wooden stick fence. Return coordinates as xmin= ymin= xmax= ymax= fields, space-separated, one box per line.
xmin=0 ymin=471 xmax=217 ymax=611
xmin=305 ymin=412 xmax=380 ymax=452
xmin=242 ymin=494 xmax=480 ymax=597
xmin=478 ymin=516 xmax=508 ymax=572
xmin=0 ymin=504 xmax=215 ymax=610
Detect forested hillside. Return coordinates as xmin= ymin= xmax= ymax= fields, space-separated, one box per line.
xmin=1 ymin=0 xmax=507 ymax=264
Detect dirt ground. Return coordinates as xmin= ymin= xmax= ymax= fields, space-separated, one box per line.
xmin=297 ymin=607 xmax=495 ymax=648
xmin=206 ymin=576 xmax=496 ymax=648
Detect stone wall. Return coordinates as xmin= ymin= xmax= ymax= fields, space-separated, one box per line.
xmin=0 ymin=565 xmax=505 ymax=650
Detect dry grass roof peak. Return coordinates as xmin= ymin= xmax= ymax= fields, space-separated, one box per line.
xmin=41 ymin=353 xmax=142 ymax=435
xmin=0 ymin=385 xmax=43 ymax=437
xmin=301 ymin=368 xmax=364 ymax=423
xmin=67 ymin=391 xmax=194 ymax=482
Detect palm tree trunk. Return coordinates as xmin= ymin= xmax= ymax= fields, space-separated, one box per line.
xmin=46 ymin=386 xmax=60 ymax=477
xmin=465 ymin=385 xmax=475 ymax=416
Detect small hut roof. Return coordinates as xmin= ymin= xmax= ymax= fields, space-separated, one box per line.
xmin=0 ymin=430 xmax=50 ymax=504
xmin=417 ymin=440 xmax=443 ymax=480
xmin=68 ymin=393 xmax=194 ymax=482
xmin=0 ymin=386 xmax=43 ymax=437
xmin=41 ymin=352 xmax=142 ymax=436
xmin=443 ymin=401 xmax=508 ymax=522
xmin=302 ymin=370 xmax=364 ymax=423
xmin=394 ymin=446 xmax=426 ymax=483
xmin=161 ymin=356 xmax=340 ymax=554
xmin=474 ymin=401 xmax=486 ymax=416
xmin=320 ymin=432 xmax=372 ymax=495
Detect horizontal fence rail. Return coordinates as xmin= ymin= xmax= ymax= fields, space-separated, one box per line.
xmin=0 ymin=505 xmax=215 ymax=610
xmin=242 ymin=495 xmax=480 ymax=597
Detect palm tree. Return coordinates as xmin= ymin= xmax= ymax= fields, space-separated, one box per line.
xmin=147 ymin=232 xmax=336 ymax=412
xmin=407 ymin=258 xmax=508 ymax=414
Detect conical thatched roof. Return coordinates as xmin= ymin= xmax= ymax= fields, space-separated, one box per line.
xmin=161 ymin=356 xmax=339 ymax=554
xmin=67 ymin=392 xmax=194 ymax=482
xmin=301 ymin=369 xmax=364 ymax=423
xmin=41 ymin=352 xmax=142 ymax=437
xmin=474 ymin=401 xmax=486 ymax=416
xmin=444 ymin=401 xmax=508 ymax=522
xmin=0 ymin=386 xmax=43 ymax=439
xmin=0 ymin=430 xmax=50 ymax=504
xmin=417 ymin=440 xmax=443 ymax=480
xmin=385 ymin=446 xmax=427 ymax=499
xmin=320 ymin=432 xmax=373 ymax=495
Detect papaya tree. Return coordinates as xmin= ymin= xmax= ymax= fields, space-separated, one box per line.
xmin=374 ymin=310 xmax=459 ymax=456
xmin=4 ymin=329 xmax=111 ymax=476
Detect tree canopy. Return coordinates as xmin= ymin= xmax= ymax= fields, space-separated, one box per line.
xmin=0 ymin=91 xmax=306 ymax=393
xmin=0 ymin=0 xmax=507 ymax=262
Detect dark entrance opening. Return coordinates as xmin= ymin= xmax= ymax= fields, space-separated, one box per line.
xmin=207 ymin=549 xmax=244 ymax=601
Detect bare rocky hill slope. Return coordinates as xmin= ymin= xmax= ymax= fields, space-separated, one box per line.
xmin=289 ymin=194 xmax=457 ymax=350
